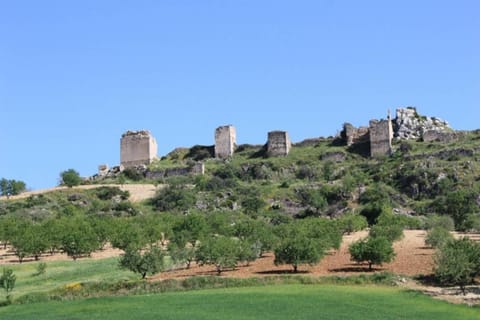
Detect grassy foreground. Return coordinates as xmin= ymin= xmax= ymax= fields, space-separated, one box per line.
xmin=1 ymin=284 xmax=478 ymax=320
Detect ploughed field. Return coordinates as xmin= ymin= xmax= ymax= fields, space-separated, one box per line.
xmin=1 ymin=284 xmax=479 ymax=320
xmin=0 ymin=230 xmax=435 ymax=277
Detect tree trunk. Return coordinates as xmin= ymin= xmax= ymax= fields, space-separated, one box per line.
xmin=293 ymin=264 xmax=298 ymax=273
xmin=216 ymin=264 xmax=222 ymax=276
xmin=368 ymin=262 xmax=372 ymax=271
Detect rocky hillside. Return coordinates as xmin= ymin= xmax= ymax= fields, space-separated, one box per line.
xmin=3 ymin=108 xmax=480 ymax=232
xmin=394 ymin=107 xmax=452 ymax=140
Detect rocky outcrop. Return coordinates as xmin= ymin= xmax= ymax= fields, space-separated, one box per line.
xmin=394 ymin=107 xmax=451 ymax=140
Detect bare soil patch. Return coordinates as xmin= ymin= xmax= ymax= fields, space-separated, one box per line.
xmin=151 ymin=230 xmax=435 ymax=280
xmin=0 ymin=184 xmax=161 ymax=203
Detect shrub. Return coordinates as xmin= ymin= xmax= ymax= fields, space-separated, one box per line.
xmin=425 ymin=215 xmax=455 ymax=231
xmin=151 ymin=185 xmax=196 ymax=212
xmin=425 ymin=227 xmax=453 ymax=248
xmin=34 ymin=262 xmax=47 ymax=276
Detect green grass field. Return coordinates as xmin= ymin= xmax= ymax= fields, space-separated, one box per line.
xmin=1 ymin=284 xmax=478 ymax=320
xmin=2 ymin=257 xmax=137 ymax=298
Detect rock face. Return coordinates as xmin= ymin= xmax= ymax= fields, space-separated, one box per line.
xmin=394 ymin=107 xmax=451 ymax=140
xmin=120 ymin=130 xmax=158 ymax=168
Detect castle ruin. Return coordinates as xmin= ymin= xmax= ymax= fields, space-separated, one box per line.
xmin=342 ymin=123 xmax=369 ymax=147
xmin=215 ymin=125 xmax=236 ymax=159
xmin=369 ymin=117 xmax=393 ymax=158
xmin=267 ymin=131 xmax=291 ymax=156
xmin=120 ymin=130 xmax=158 ymax=168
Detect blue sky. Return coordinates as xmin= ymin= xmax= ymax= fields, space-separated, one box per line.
xmin=1 ymin=1 xmax=479 ymax=190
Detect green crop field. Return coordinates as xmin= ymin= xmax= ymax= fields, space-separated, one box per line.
xmin=2 ymin=257 xmax=137 ymax=298
xmin=1 ymin=284 xmax=478 ymax=320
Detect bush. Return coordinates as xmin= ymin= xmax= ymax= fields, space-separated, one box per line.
xmin=151 ymin=185 xmax=196 ymax=212
xmin=425 ymin=215 xmax=455 ymax=231
xmin=34 ymin=262 xmax=47 ymax=276
xmin=121 ymin=168 xmax=144 ymax=181
xmin=94 ymin=187 xmax=129 ymax=200
xmin=425 ymin=227 xmax=453 ymax=248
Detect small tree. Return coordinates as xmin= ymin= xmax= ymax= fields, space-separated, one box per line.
xmin=119 ymin=246 xmax=165 ymax=279
xmin=196 ymin=236 xmax=240 ymax=275
xmin=274 ymin=230 xmax=324 ymax=273
xmin=60 ymin=169 xmax=82 ymax=187
xmin=0 ymin=178 xmax=26 ymax=196
xmin=167 ymin=241 xmax=196 ymax=269
xmin=60 ymin=217 xmax=100 ymax=260
xmin=349 ymin=236 xmax=395 ymax=271
xmin=425 ymin=227 xmax=453 ymax=248
xmin=0 ymin=268 xmax=16 ymax=300
xmin=338 ymin=213 xmax=368 ymax=235
xmin=434 ymin=238 xmax=480 ymax=294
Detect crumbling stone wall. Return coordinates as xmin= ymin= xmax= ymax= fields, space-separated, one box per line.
xmin=369 ymin=119 xmax=393 ymax=158
xmin=120 ymin=130 xmax=158 ymax=168
xmin=267 ymin=131 xmax=291 ymax=156
xmin=146 ymin=162 xmax=205 ymax=179
xmin=215 ymin=125 xmax=236 ymax=159
xmin=342 ymin=123 xmax=370 ymax=146
xmin=422 ymin=130 xmax=458 ymax=143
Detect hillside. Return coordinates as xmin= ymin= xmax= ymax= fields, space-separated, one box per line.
xmin=86 ymin=126 xmax=480 ymax=231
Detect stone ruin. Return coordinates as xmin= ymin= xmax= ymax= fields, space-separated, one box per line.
xmin=215 ymin=125 xmax=236 ymax=159
xmin=98 ymin=164 xmax=110 ymax=177
xmin=341 ymin=107 xmax=453 ymax=158
xmin=120 ymin=130 xmax=158 ymax=168
xmin=342 ymin=123 xmax=369 ymax=147
xmin=267 ymin=131 xmax=291 ymax=156
xmin=146 ymin=162 xmax=205 ymax=179
xmin=369 ymin=117 xmax=393 ymax=158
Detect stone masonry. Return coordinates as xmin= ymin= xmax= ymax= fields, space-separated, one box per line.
xmin=369 ymin=116 xmax=393 ymax=158
xmin=120 ymin=130 xmax=158 ymax=168
xmin=267 ymin=131 xmax=291 ymax=156
xmin=215 ymin=125 xmax=236 ymax=159
xmin=342 ymin=123 xmax=370 ymax=147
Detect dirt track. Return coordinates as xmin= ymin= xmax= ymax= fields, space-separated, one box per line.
xmin=0 ymin=184 xmax=161 ymax=203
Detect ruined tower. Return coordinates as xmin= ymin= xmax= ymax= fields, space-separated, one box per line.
xmin=214 ymin=125 xmax=236 ymax=159
xmin=369 ymin=114 xmax=393 ymax=158
xmin=267 ymin=131 xmax=291 ymax=156
xmin=120 ymin=130 xmax=158 ymax=167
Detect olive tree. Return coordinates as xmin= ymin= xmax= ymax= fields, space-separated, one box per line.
xmin=434 ymin=238 xmax=480 ymax=294
xmin=119 ymin=246 xmax=165 ymax=279
xmin=349 ymin=236 xmax=395 ymax=271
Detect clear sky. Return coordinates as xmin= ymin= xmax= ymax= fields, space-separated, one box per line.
xmin=1 ymin=1 xmax=479 ymax=190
